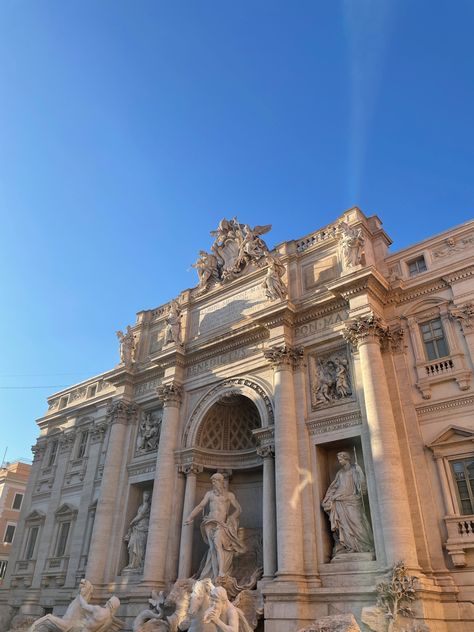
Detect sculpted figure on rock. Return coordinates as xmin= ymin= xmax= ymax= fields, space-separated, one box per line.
xmin=322 ymin=452 xmax=374 ymax=558
xmin=184 ymin=473 xmax=246 ymax=581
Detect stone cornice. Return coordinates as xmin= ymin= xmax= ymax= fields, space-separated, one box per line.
xmin=306 ymin=410 xmax=361 ymax=436
xmin=416 ymin=395 xmax=474 ymax=417
xmin=252 ymin=425 xmax=275 ymax=449
xmin=175 ymin=446 xmax=260 ymax=470
xmin=152 ymin=348 xmax=187 ymax=371
xmin=442 ymin=264 xmax=474 ymax=285
xmin=387 ymin=278 xmax=450 ymax=305
xmin=326 ymin=268 xmax=390 ymax=305
xmin=293 ymin=299 xmax=348 ymax=327
xmin=184 ymin=326 xmax=268 ymax=367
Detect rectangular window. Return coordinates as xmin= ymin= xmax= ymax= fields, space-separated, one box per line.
xmin=420 ymin=318 xmax=449 ymax=360
xmin=451 ymin=458 xmax=474 ymax=515
xmin=87 ymin=384 xmax=97 ymax=398
xmin=48 ymin=440 xmax=59 ymax=467
xmin=76 ymin=431 xmax=89 ymax=459
xmin=55 ymin=522 xmax=70 ymax=557
xmin=4 ymin=524 xmax=16 ymax=544
xmin=12 ymin=493 xmax=23 ymax=510
xmin=59 ymin=396 xmax=69 ymax=409
xmin=0 ymin=560 xmax=7 ymax=579
xmin=25 ymin=526 xmax=39 ymax=560
xmin=408 ymin=256 xmax=427 ymax=276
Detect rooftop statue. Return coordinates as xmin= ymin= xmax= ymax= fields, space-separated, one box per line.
xmin=193 ymin=219 xmax=272 ymax=292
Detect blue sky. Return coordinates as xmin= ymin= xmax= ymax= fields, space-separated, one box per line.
xmin=1 ymin=1 xmax=473 ymax=461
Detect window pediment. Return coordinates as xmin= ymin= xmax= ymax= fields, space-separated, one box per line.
xmin=25 ymin=510 xmax=46 ymax=523
xmin=54 ymin=503 xmax=78 ymax=519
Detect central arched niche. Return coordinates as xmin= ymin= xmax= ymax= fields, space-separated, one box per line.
xmin=190 ymin=394 xmax=263 ymax=581
xmin=196 ymin=394 xmax=260 ymax=451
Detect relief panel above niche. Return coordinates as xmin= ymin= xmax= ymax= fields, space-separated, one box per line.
xmin=308 ymin=347 xmax=355 ymax=410
xmin=302 ymin=255 xmax=338 ymax=292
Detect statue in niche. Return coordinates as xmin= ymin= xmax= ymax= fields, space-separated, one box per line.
xmin=124 ymin=491 xmax=151 ymax=571
xmin=116 ymin=326 xmax=136 ymax=367
xmin=136 ymin=412 xmax=161 ymax=454
xmin=163 ymin=300 xmax=182 ymax=346
xmin=312 ymin=354 xmax=352 ymax=407
xmin=262 ymin=251 xmax=287 ymax=301
xmin=184 ymin=473 xmax=246 ymax=581
xmin=337 ymin=221 xmax=365 ymax=268
xmin=192 ymin=250 xmax=220 ymax=293
xmin=322 ymin=451 xmax=374 ymax=558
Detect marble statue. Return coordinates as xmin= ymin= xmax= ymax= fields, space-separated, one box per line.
xmin=74 ymin=594 xmax=121 ymax=632
xmin=182 ymin=579 xmax=215 ymax=632
xmin=203 ymin=587 xmax=253 ymax=632
xmin=163 ymin=300 xmax=182 ymax=346
xmin=136 ymin=412 xmax=161 ymax=454
xmin=262 ymin=252 xmax=287 ymax=301
xmin=184 ymin=473 xmax=246 ymax=580
xmin=116 ymin=326 xmax=136 ymax=367
xmin=27 ymin=581 xmax=121 ymax=632
xmin=322 ymin=452 xmax=374 ymax=558
xmin=192 ymin=251 xmax=220 ymax=293
xmin=337 ymin=221 xmax=365 ymax=268
xmin=193 ymin=219 xmax=272 ymax=290
xmin=124 ymin=491 xmax=151 ymax=570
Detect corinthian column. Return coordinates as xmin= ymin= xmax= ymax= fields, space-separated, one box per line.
xmin=264 ymin=345 xmax=304 ymax=579
xmin=86 ymin=401 xmax=136 ymax=584
xmin=257 ymin=445 xmax=277 ymax=579
xmin=178 ymin=463 xmax=203 ymax=578
xmin=142 ymin=383 xmax=183 ymax=587
xmin=343 ymin=313 xmax=418 ymax=567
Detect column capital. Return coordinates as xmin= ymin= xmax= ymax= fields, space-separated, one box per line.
xmin=31 ymin=441 xmax=47 ymax=461
xmin=342 ymin=312 xmax=390 ymax=349
xmin=179 ymin=463 xmax=203 ymax=476
xmin=90 ymin=421 xmax=108 ymax=443
xmin=59 ymin=430 xmax=76 ymax=453
xmin=257 ymin=445 xmax=275 ymax=459
xmin=156 ymin=382 xmax=183 ymax=407
xmin=263 ymin=344 xmax=304 ymax=370
xmin=106 ymin=400 xmax=138 ymax=425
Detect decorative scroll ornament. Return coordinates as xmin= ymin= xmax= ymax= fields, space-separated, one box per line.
xmin=450 ymin=302 xmax=474 ymax=331
xmin=156 ymin=382 xmax=183 ymax=406
xmin=263 ymin=344 xmax=304 ymax=368
xmin=106 ymin=400 xmax=138 ymax=425
xmin=342 ymin=313 xmax=390 ymax=349
xmin=256 ymin=445 xmax=275 ymax=459
xmin=192 ymin=217 xmax=272 ymax=293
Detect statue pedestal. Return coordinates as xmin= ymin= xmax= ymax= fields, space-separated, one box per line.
xmin=121 ymin=567 xmax=143 ymax=578
xmin=330 ymin=552 xmax=375 ymax=563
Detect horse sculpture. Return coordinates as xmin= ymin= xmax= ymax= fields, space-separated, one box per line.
xmin=180 ymin=578 xmax=216 ymax=632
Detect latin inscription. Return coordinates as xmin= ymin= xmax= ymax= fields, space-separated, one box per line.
xmin=295 ymin=310 xmax=349 ymax=339
xmin=196 ymin=285 xmax=266 ymax=334
xmin=187 ymin=347 xmax=253 ymax=377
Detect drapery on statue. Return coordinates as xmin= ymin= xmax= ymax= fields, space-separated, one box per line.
xmin=262 ymin=251 xmax=287 ymax=301
xmin=322 ymin=451 xmax=374 ymax=558
xmin=124 ymin=491 xmax=151 ymax=570
xmin=163 ymin=300 xmax=182 ymax=346
xmin=184 ymin=473 xmax=246 ymax=581
xmin=337 ymin=221 xmax=365 ymax=268
xmin=192 ymin=250 xmax=220 ymax=294
xmin=116 ymin=326 xmax=136 ymax=367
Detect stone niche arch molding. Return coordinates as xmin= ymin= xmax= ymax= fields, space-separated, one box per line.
xmin=183 ymin=376 xmax=274 ymax=451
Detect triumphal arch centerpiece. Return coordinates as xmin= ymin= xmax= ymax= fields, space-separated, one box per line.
xmin=3 ymin=208 xmax=474 ymax=632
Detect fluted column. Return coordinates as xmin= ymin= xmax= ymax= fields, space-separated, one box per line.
xmin=178 ymin=463 xmax=203 ymax=578
xmin=142 ymin=383 xmax=183 ymax=587
xmin=86 ymin=401 xmax=136 ymax=584
xmin=343 ymin=313 xmax=419 ymax=567
xmin=264 ymin=345 xmax=304 ymax=579
xmin=257 ymin=445 xmax=277 ymax=579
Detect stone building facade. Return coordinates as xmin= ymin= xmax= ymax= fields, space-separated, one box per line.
xmin=0 ymin=461 xmax=31 ymax=585
xmin=1 ymin=207 xmax=474 ymax=631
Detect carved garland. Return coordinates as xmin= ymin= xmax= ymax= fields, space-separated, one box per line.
xmin=183 ymin=378 xmax=274 ymax=447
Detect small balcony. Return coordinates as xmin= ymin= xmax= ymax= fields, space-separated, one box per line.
xmin=415 ymin=352 xmax=471 ymax=399
xmin=444 ymin=514 xmax=474 ymax=567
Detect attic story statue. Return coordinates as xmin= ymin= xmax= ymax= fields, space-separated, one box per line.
xmin=184 ymin=473 xmax=246 ymax=580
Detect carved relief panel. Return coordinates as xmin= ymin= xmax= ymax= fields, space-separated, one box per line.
xmin=135 ymin=408 xmax=162 ymax=455
xmin=308 ymin=347 xmax=354 ymax=410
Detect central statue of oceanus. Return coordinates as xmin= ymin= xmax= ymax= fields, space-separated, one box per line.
xmin=184 ymin=473 xmax=246 ymax=581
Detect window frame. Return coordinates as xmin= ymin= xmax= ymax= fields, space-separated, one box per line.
xmin=407 ymin=255 xmax=427 ymax=276
xmin=12 ymin=492 xmax=23 ymax=511
xmin=419 ymin=317 xmax=450 ymax=361
xmin=3 ymin=523 xmax=16 ymax=544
